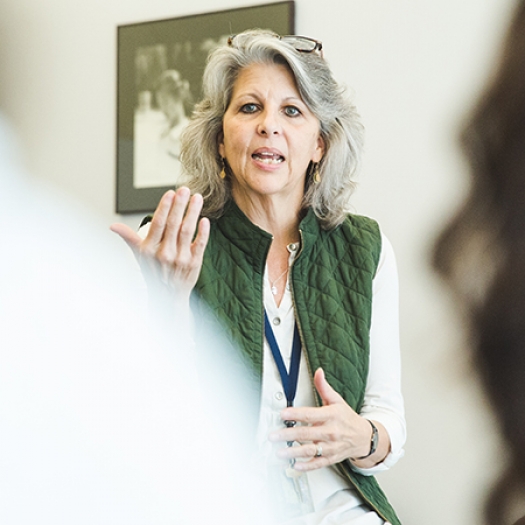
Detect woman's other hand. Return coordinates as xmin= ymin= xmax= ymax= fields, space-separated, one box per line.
xmin=110 ymin=187 xmax=210 ymax=304
xmin=269 ymin=368 xmax=391 ymax=471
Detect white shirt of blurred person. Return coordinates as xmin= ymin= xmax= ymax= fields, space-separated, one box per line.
xmin=0 ymin=114 xmax=263 ymax=525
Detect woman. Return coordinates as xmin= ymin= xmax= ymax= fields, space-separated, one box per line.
xmin=112 ymin=29 xmax=405 ymax=525
xmin=433 ymin=3 xmax=525 ymax=524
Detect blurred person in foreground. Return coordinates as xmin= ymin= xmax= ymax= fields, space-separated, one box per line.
xmin=112 ymin=29 xmax=405 ymax=525
xmin=433 ymin=2 xmax=525 ymax=524
xmin=0 ymin=113 xmax=259 ymax=524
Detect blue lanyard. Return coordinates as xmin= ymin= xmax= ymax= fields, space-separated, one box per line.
xmin=264 ymin=310 xmax=302 ymax=407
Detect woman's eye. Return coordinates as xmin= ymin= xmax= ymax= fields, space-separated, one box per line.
xmin=240 ymin=103 xmax=258 ymax=113
xmin=284 ymin=106 xmax=301 ymax=117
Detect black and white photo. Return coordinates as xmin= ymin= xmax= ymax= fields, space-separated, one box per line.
xmin=116 ymin=2 xmax=294 ymax=213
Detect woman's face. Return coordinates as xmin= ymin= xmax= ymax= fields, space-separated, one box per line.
xmin=219 ymin=62 xmax=324 ymax=209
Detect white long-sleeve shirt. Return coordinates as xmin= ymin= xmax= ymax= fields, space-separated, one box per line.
xmin=257 ymin=231 xmax=405 ymax=523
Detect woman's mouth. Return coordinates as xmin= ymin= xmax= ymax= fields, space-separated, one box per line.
xmin=252 ymin=152 xmax=284 ymax=164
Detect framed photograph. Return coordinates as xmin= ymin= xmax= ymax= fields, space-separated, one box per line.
xmin=116 ymin=1 xmax=295 ymax=214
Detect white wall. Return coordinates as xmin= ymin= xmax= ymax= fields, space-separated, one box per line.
xmin=0 ymin=0 xmax=518 ymax=523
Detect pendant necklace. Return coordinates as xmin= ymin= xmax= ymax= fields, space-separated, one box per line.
xmin=270 ymin=267 xmax=289 ymax=295
xmin=269 ymin=242 xmax=299 ymax=295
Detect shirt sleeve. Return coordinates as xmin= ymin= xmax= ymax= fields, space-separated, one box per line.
xmin=351 ymin=230 xmax=406 ymax=476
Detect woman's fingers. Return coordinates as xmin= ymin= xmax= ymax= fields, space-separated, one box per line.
xmin=109 ymin=223 xmax=143 ymax=254
xmin=277 ymin=442 xmax=326 ymax=460
xmin=193 ymin=217 xmax=211 ymax=260
xmin=275 ymin=441 xmax=330 ymax=471
xmin=145 ymin=189 xmax=176 ymax=246
xmin=278 ymin=369 xmax=346 ymax=425
xmin=313 ymin=367 xmax=345 ymax=406
xmin=163 ymin=187 xmax=191 ymax=251
xmin=176 ymin=192 xmax=204 ymax=254
xmin=111 ymin=187 xmax=210 ymax=297
xmin=268 ymin=368 xmax=367 ymax=470
xmin=157 ymin=188 xmax=204 ymax=263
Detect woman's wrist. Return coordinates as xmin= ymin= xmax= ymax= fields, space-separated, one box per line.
xmin=351 ymin=419 xmax=378 ymax=460
xmin=350 ymin=419 xmax=391 ymax=469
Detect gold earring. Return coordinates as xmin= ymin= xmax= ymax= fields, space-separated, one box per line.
xmin=313 ymin=164 xmax=321 ymax=184
xmin=220 ymin=159 xmax=226 ymax=179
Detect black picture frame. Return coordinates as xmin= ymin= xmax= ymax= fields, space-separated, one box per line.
xmin=116 ymin=1 xmax=295 ymax=214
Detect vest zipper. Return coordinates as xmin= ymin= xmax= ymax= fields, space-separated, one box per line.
xmin=288 ymin=229 xmax=391 ymax=525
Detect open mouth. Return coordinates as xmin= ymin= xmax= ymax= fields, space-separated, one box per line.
xmin=252 ymin=152 xmax=284 ymax=164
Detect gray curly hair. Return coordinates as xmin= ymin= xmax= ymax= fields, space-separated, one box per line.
xmin=180 ymin=29 xmax=363 ymax=229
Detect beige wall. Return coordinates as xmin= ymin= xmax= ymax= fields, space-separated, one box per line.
xmin=0 ymin=0 xmax=518 ymax=523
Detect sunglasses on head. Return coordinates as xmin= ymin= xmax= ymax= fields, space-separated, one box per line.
xmin=227 ymin=34 xmax=323 ymax=56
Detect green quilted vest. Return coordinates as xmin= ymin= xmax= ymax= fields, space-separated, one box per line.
xmin=193 ymin=200 xmax=402 ymax=525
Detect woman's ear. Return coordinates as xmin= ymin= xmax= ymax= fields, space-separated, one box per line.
xmin=313 ymin=134 xmax=325 ymax=163
xmin=218 ymin=130 xmax=225 ymax=158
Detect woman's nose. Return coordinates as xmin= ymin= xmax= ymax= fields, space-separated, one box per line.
xmin=257 ymin=110 xmax=281 ymax=136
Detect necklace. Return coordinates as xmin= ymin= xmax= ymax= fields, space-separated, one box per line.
xmin=270 ymin=267 xmax=288 ymax=295
xmin=269 ymin=242 xmax=299 ymax=295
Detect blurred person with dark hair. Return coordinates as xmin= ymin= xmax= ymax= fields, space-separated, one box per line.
xmin=433 ymin=2 xmax=525 ymax=524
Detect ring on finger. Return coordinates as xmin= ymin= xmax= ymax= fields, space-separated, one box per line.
xmin=314 ymin=443 xmax=323 ymax=457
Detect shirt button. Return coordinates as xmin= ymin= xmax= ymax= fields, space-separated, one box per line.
xmin=275 ymin=392 xmax=284 ymax=401
xmin=272 ymin=317 xmax=281 ymax=326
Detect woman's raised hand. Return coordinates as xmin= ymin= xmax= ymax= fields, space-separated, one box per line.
xmin=110 ymin=187 xmax=210 ymax=303
xmin=268 ymin=368 xmax=391 ymax=471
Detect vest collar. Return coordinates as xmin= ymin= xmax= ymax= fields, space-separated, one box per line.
xmin=216 ymin=199 xmax=323 ymax=261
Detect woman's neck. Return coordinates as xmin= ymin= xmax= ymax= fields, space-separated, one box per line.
xmin=232 ymin=190 xmax=302 ymax=241
xmin=232 ymin=190 xmax=302 ymax=306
